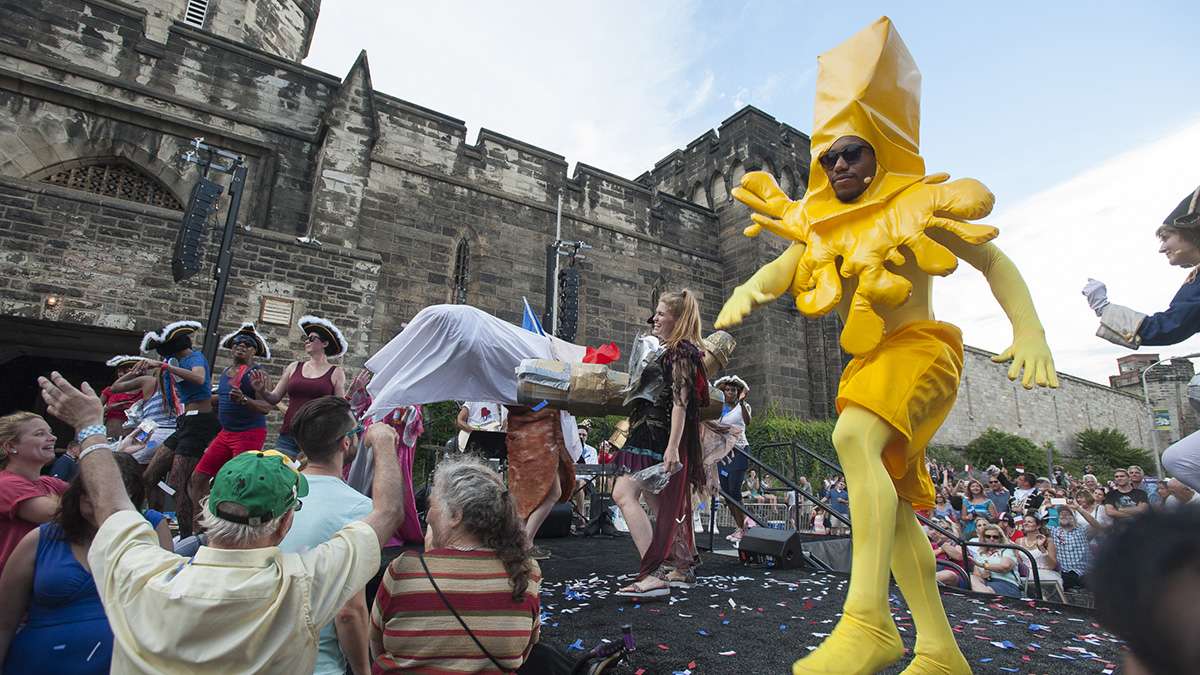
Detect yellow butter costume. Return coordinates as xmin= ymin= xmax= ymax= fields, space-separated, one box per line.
xmin=716 ymin=17 xmax=1057 ymax=675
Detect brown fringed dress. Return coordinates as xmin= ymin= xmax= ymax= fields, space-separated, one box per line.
xmin=614 ymin=340 xmax=709 ymax=580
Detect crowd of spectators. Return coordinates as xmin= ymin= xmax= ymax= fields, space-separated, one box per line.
xmin=0 ymin=372 xmax=543 ymax=673
xmin=917 ymin=458 xmax=1188 ymax=601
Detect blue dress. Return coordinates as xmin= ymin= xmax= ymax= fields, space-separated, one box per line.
xmin=5 ymin=512 xmax=163 ymax=674
xmin=4 ymin=523 xmax=111 ymax=674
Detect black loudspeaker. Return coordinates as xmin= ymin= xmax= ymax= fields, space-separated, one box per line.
xmin=556 ymin=266 xmax=580 ymax=342
xmin=172 ymin=177 xmax=223 ymax=282
xmin=535 ymin=502 xmax=574 ymax=539
xmin=738 ymin=527 xmax=804 ymax=569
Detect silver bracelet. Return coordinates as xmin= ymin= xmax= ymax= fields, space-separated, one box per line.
xmin=77 ymin=443 xmax=115 ymax=462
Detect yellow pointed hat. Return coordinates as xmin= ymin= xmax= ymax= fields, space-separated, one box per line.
xmin=802 ymin=16 xmax=926 ymax=226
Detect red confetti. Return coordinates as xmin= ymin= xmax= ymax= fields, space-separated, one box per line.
xmin=657 ymin=644 xmax=669 ymax=651
xmin=688 ymin=661 xmax=698 ymax=669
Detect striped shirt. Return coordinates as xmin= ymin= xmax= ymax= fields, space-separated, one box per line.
xmin=371 ymin=549 xmax=541 ymax=674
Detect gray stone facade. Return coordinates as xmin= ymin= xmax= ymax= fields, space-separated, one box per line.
xmin=0 ymin=0 xmax=1152 ymax=455
xmin=933 ymin=347 xmax=1151 ymax=459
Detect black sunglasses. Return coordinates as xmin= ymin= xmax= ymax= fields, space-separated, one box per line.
xmin=818 ymin=144 xmax=870 ymax=171
xmin=302 ymin=334 xmax=325 ymax=343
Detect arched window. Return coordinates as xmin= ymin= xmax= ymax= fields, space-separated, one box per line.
xmin=452 ymin=238 xmax=471 ymax=304
xmin=39 ymin=159 xmax=183 ymax=210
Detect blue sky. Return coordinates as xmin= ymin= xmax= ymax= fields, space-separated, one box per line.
xmin=306 ymin=2 xmax=1200 ymax=382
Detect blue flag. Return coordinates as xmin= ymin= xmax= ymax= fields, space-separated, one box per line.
xmin=522 ymin=297 xmax=545 ymax=336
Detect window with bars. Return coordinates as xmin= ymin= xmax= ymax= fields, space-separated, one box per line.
xmin=183 ymin=0 xmax=209 ymax=28
xmin=452 ymin=238 xmax=470 ymax=304
xmin=41 ymin=161 xmax=184 ymax=210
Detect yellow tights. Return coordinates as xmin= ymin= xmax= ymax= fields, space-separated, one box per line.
xmin=793 ymin=406 xmax=969 ymax=675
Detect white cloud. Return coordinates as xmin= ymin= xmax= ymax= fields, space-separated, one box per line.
xmin=304 ymin=1 xmax=705 ymax=178
xmin=935 ymin=117 xmax=1200 ymax=384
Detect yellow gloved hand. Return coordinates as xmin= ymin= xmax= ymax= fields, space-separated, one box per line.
xmin=715 ymin=243 xmax=806 ymax=329
xmin=992 ymin=330 xmax=1059 ymax=389
xmin=730 ymin=171 xmax=807 ymax=241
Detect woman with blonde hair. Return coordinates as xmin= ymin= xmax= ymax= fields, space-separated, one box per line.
xmin=612 ymin=289 xmax=710 ymax=598
xmin=0 ymin=412 xmax=69 ymax=575
xmin=969 ymin=523 xmax=1022 ymax=598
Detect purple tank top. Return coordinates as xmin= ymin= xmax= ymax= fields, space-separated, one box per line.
xmin=279 ymin=363 xmax=337 ymax=434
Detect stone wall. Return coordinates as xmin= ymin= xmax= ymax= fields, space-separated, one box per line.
xmin=933 ymin=346 xmax=1150 ymax=456
xmin=0 ymin=174 xmax=380 ymax=372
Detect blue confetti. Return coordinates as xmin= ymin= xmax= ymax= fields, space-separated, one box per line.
xmin=779 ymin=624 xmax=788 ymax=631
xmin=532 ymin=400 xmax=548 ymax=411
xmin=721 ymin=619 xmax=731 ymax=625
xmin=567 ymin=639 xmax=585 ymax=651
xmin=698 ymin=629 xmax=710 ymax=636
xmin=979 ymin=658 xmax=993 ymax=663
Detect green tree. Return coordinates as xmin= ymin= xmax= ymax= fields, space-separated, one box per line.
xmin=1074 ymin=428 xmax=1152 ymax=476
xmin=964 ymin=428 xmax=1045 ymax=475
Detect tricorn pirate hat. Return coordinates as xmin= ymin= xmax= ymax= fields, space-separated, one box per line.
xmin=297 ymin=315 xmax=348 ymax=358
xmin=140 ymin=320 xmax=203 ymax=356
xmin=220 ymin=322 xmax=271 ymax=358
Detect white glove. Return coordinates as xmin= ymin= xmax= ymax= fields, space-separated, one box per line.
xmin=1082 ymin=278 xmax=1109 ymax=316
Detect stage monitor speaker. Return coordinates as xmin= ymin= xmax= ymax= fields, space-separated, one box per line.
xmin=172 ymin=177 xmax=223 ymax=282
xmin=535 ymin=502 xmax=574 ymax=539
xmin=738 ymin=526 xmax=804 ymax=569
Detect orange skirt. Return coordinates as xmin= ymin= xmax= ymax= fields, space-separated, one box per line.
xmin=835 ymin=321 xmax=963 ymax=509
xmin=505 ymin=407 xmax=575 ymax=519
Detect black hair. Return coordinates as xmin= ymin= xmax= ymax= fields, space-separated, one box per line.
xmin=1091 ymin=506 xmax=1200 ymax=675
xmin=290 ymin=396 xmax=356 ymax=463
xmin=56 ymin=452 xmax=146 ymax=545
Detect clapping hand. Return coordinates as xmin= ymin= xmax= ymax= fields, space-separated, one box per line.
xmin=38 ymin=372 xmax=103 ymax=431
xmin=250 ymin=369 xmax=270 ymax=393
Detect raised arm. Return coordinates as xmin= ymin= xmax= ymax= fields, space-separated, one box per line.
xmin=252 ymin=362 xmax=295 ymax=405
xmin=360 ymin=425 xmax=405 ymax=547
xmin=930 ymin=231 xmax=1058 ymax=389
xmin=38 ymin=372 xmax=135 ymax=525
xmin=716 ymin=243 xmax=805 ymax=328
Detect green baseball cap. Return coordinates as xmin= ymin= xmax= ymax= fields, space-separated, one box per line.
xmin=208 ymin=450 xmax=309 ymax=526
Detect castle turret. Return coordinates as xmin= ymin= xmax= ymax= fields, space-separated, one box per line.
xmin=124 ymin=0 xmax=320 ymax=61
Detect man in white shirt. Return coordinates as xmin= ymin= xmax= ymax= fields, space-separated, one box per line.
xmin=279 ymin=396 xmax=376 ymax=675
xmin=453 ymin=401 xmax=505 ymax=451
xmin=1159 ymin=478 xmax=1200 ymax=509
xmin=571 ymin=419 xmax=600 ymax=527
xmin=36 ymin=371 xmax=404 ymax=675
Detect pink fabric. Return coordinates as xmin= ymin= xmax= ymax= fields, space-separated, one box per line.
xmin=383 ymin=405 xmax=424 ymax=547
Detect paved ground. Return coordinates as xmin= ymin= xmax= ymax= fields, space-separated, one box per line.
xmin=536 ymin=534 xmax=1123 ymax=674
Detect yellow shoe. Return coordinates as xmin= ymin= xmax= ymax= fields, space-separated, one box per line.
xmin=792 ymin=613 xmax=904 ymax=675
xmin=898 ymin=647 xmax=971 ymax=675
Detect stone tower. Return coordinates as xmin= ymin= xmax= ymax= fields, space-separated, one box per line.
xmin=641 ymin=106 xmax=845 ymax=419
xmin=123 ymin=0 xmax=321 ymax=61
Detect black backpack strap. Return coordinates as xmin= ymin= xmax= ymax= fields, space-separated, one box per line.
xmin=418 ymin=552 xmax=512 ymax=674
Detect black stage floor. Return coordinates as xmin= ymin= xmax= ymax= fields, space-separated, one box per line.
xmin=536 ymin=535 xmax=1123 ymax=674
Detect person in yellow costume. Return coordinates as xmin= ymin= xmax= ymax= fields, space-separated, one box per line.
xmin=715 ymin=17 xmax=1058 ymax=675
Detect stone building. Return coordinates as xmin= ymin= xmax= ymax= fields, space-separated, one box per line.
xmin=0 ymin=0 xmax=842 ymax=435
xmin=1109 ymin=353 xmax=1198 ymax=444
xmin=0 ymin=0 xmax=1150 ymax=457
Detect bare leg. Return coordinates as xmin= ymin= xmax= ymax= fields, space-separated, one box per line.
xmin=523 ymin=476 xmax=563 ymax=543
xmin=892 ymin=504 xmax=970 ymax=674
xmin=794 ymin=405 xmax=903 ymax=675
xmin=613 ymin=475 xmax=654 ymax=556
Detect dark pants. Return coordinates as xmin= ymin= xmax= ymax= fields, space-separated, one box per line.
xmin=1062 ymin=570 xmax=1086 ymax=590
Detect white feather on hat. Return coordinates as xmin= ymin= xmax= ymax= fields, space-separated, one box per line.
xmin=140 ymin=320 xmax=203 ymax=354
xmin=106 ymin=355 xmax=147 ymax=368
xmin=297 ymin=315 xmax=348 ymax=358
xmin=713 ymin=375 xmax=750 ymax=392
xmin=220 ymin=322 xmax=271 ymax=359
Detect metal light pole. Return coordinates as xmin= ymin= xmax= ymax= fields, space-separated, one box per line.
xmin=1141 ymin=352 xmax=1200 ymax=479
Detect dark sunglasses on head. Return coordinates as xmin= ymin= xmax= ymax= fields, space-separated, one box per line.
xmin=818 ymin=143 xmax=870 ymax=171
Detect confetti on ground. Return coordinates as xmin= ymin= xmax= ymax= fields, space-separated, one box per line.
xmin=535 ymin=535 xmax=1122 ymax=674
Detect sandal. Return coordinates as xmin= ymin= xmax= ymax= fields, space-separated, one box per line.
xmin=616 ymin=577 xmax=670 ymax=599
xmin=666 ymin=569 xmax=696 ymax=589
